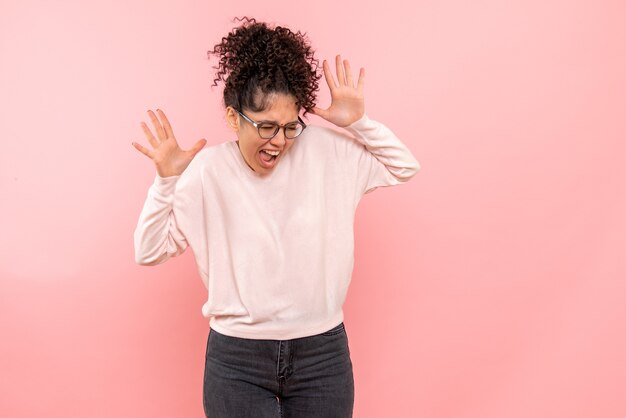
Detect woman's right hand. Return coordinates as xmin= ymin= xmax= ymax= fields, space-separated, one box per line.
xmin=132 ymin=109 xmax=207 ymax=178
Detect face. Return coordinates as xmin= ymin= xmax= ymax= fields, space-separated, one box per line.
xmin=226 ymin=93 xmax=300 ymax=175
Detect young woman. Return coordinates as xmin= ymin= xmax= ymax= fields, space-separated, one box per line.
xmin=132 ymin=16 xmax=420 ymax=418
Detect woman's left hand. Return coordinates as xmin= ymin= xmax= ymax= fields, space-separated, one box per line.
xmin=312 ymin=55 xmax=365 ymax=127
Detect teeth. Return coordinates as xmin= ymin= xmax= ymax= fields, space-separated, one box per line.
xmin=262 ymin=149 xmax=280 ymax=156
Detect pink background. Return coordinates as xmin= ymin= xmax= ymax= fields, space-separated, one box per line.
xmin=1 ymin=0 xmax=625 ymax=417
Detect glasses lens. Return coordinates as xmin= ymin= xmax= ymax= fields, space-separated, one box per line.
xmin=258 ymin=123 xmax=279 ymax=139
xmin=285 ymin=123 xmax=304 ymax=139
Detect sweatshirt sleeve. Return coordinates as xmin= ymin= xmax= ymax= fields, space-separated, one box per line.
xmin=341 ymin=114 xmax=420 ymax=197
xmin=133 ymin=174 xmax=189 ymax=266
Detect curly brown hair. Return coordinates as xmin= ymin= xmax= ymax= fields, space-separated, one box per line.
xmin=207 ymin=16 xmax=322 ymax=118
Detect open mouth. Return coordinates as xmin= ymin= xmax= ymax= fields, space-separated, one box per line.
xmin=259 ymin=149 xmax=280 ymax=168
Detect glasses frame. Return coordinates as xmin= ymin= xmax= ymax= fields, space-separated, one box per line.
xmin=234 ymin=108 xmax=307 ymax=140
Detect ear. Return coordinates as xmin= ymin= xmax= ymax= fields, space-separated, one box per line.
xmin=225 ymin=106 xmax=240 ymax=133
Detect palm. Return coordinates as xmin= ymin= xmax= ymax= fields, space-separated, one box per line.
xmin=313 ymin=55 xmax=365 ymax=127
xmin=132 ymin=109 xmax=207 ymax=177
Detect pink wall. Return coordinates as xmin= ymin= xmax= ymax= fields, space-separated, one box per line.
xmin=2 ymin=0 xmax=625 ymax=417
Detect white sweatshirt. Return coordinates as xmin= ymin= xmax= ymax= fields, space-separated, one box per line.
xmin=133 ymin=114 xmax=420 ymax=340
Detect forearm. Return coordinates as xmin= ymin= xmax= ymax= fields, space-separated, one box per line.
xmin=133 ymin=175 xmax=188 ymax=266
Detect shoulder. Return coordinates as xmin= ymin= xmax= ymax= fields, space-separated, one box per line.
xmin=193 ymin=141 xmax=230 ymax=161
xmin=187 ymin=141 xmax=232 ymax=168
xmin=301 ymin=122 xmax=344 ymax=139
xmin=295 ymin=123 xmax=356 ymax=151
xmin=289 ymin=123 xmax=366 ymax=170
xmin=302 ymin=122 xmax=366 ymax=154
xmin=177 ymin=141 xmax=231 ymax=187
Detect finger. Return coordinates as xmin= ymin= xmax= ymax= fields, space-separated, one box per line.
xmin=322 ymin=60 xmax=337 ymax=92
xmin=312 ymin=106 xmax=329 ymax=120
xmin=356 ymin=67 xmax=365 ymax=93
xmin=157 ymin=108 xmax=175 ymax=139
xmin=344 ymin=59 xmax=354 ymax=88
xmin=140 ymin=121 xmax=159 ymax=149
xmin=190 ymin=138 xmax=207 ymax=156
xmin=132 ymin=141 xmax=154 ymax=159
xmin=336 ymin=54 xmax=346 ymax=86
xmin=148 ymin=109 xmax=166 ymax=141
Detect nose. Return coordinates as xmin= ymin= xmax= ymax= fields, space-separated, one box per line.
xmin=269 ymin=128 xmax=287 ymax=147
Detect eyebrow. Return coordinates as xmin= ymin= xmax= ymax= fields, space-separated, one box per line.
xmin=258 ymin=118 xmax=300 ymax=124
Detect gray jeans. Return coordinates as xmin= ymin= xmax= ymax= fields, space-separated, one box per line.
xmin=203 ymin=322 xmax=354 ymax=418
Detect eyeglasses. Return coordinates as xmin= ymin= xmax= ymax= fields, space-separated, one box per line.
xmin=235 ymin=109 xmax=307 ymax=140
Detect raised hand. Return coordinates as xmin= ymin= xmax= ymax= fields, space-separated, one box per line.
xmin=312 ymin=54 xmax=365 ymax=127
xmin=132 ymin=109 xmax=207 ymax=178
